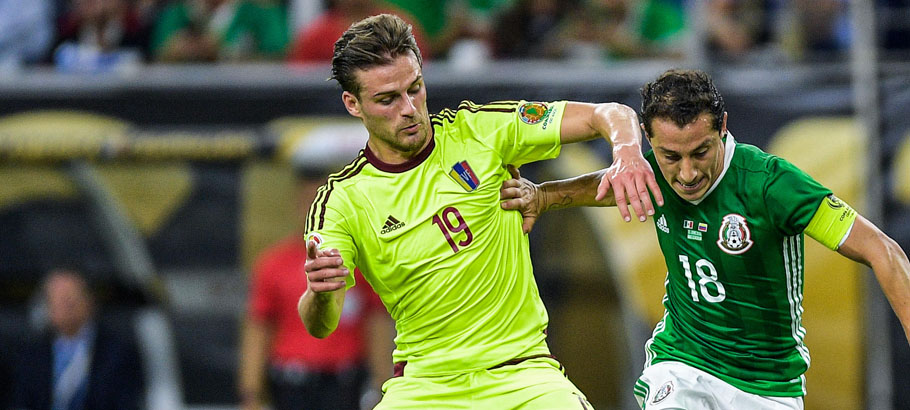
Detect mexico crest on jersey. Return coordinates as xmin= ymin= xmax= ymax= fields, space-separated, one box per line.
xmin=652 ymin=381 xmax=673 ymax=404
xmin=518 ymin=102 xmax=549 ymax=125
xmin=717 ymin=213 xmax=753 ymax=254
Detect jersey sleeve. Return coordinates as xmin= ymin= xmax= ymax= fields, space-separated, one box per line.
xmin=304 ymin=186 xmax=358 ymax=290
xmin=452 ymin=100 xmax=565 ymax=166
xmin=763 ymin=155 xmax=833 ymax=236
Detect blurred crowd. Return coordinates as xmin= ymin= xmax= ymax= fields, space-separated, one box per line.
xmin=1 ymin=0 xmax=909 ymax=73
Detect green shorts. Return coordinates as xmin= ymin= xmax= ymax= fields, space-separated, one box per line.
xmin=375 ymin=356 xmax=594 ymax=409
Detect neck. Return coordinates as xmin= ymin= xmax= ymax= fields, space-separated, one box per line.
xmin=366 ymin=137 xmax=430 ymax=165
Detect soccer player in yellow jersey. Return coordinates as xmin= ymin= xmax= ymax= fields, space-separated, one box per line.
xmin=298 ymin=13 xmax=663 ymax=409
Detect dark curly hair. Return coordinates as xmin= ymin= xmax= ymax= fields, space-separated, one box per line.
xmin=640 ymin=69 xmax=725 ymax=137
xmin=330 ymin=14 xmax=422 ymax=98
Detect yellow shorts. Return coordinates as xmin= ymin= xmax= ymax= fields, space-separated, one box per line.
xmin=375 ymin=356 xmax=593 ymax=410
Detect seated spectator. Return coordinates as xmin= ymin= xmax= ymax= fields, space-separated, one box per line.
xmin=704 ymin=0 xmax=767 ymax=60
xmin=560 ymin=0 xmax=686 ymax=62
xmin=0 ymin=0 xmax=54 ymax=68
xmin=53 ymin=0 xmax=158 ymax=72
xmin=152 ymin=0 xmax=289 ymax=62
xmin=11 ymin=268 xmax=145 ymax=410
xmin=491 ymin=0 xmax=577 ymax=60
xmin=380 ymin=0 xmax=508 ymax=60
xmin=776 ymin=0 xmax=850 ymax=61
xmin=288 ymin=0 xmax=429 ymax=63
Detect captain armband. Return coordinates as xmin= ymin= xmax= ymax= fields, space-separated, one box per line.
xmin=804 ymin=194 xmax=857 ymax=250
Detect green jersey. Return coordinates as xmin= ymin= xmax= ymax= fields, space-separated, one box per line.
xmin=644 ymin=134 xmax=832 ymax=397
xmin=306 ymin=100 xmax=566 ymax=377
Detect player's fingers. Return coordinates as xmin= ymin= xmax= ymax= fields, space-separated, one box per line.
xmin=499 ymin=186 xmax=522 ymax=201
xmin=595 ymin=174 xmax=611 ymax=201
xmin=646 ymin=173 xmax=664 ymax=206
xmin=507 ymin=164 xmax=521 ymax=179
xmin=501 ymin=178 xmax=520 ymax=190
xmin=306 ymin=266 xmax=349 ymax=282
xmin=306 ymin=239 xmax=318 ymax=259
xmin=624 ymin=183 xmax=646 ymax=222
xmin=305 ymin=256 xmax=344 ymax=274
xmin=521 ymin=216 xmax=537 ymax=234
xmin=500 ymin=198 xmax=524 ymax=211
xmin=612 ymin=182 xmax=632 ymax=222
xmin=635 ymin=176 xmax=655 ymax=218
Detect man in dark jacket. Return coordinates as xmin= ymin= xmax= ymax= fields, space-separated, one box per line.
xmin=12 ymin=269 xmax=144 ymax=410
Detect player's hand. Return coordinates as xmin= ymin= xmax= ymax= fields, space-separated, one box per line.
xmin=304 ymin=240 xmax=347 ymax=293
xmin=596 ymin=146 xmax=663 ymax=222
xmin=500 ymin=165 xmax=541 ymax=234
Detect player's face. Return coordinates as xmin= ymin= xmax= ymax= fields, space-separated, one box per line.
xmin=342 ymin=53 xmax=431 ymax=163
xmin=647 ymin=112 xmax=727 ymax=202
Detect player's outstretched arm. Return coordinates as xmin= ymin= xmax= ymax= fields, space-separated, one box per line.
xmin=559 ymin=102 xmax=664 ymax=222
xmin=297 ymin=240 xmax=347 ymax=338
xmin=500 ymin=165 xmax=616 ymax=233
xmin=837 ymin=215 xmax=910 ymax=345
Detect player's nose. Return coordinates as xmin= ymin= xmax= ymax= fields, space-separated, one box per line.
xmin=401 ymin=94 xmax=417 ymax=116
xmin=679 ymin=159 xmax=698 ymax=183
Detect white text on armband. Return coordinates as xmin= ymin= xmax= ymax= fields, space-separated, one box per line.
xmin=804 ymin=195 xmax=857 ymax=250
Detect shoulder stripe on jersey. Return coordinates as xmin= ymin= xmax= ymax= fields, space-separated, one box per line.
xmin=430 ymin=101 xmax=518 ymax=126
xmin=308 ymin=153 xmax=366 ymax=223
xmin=306 ymin=154 xmax=368 ymax=232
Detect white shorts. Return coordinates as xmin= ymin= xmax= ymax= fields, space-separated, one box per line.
xmin=633 ymin=361 xmax=804 ymax=410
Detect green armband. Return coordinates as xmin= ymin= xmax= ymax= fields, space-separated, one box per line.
xmin=804 ymin=195 xmax=857 ymax=250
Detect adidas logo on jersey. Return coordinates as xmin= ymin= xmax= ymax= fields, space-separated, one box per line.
xmin=657 ymin=214 xmax=669 ymax=234
xmin=380 ymin=215 xmax=405 ymax=234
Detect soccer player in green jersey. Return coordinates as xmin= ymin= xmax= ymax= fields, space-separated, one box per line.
xmin=500 ymin=69 xmax=910 ymax=409
xmin=298 ymin=13 xmax=665 ymax=409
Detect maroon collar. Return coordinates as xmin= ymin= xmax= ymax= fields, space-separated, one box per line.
xmin=364 ymin=133 xmax=435 ymax=173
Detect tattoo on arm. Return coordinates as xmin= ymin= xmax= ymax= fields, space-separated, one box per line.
xmin=543 ymin=195 xmax=574 ymax=212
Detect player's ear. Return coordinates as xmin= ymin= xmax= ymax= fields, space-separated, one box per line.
xmin=720 ymin=112 xmax=728 ymax=135
xmin=640 ymin=122 xmax=650 ymax=139
xmin=342 ymin=91 xmax=362 ymax=118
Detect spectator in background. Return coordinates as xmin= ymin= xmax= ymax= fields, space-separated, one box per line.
xmin=704 ymin=0 xmax=767 ymax=60
xmin=491 ymin=0 xmax=576 ymax=59
xmin=238 ymin=144 xmax=394 ymax=410
xmin=0 ymin=0 xmax=54 ymax=68
xmin=52 ymin=0 xmax=159 ymax=72
xmin=12 ymin=268 xmax=145 ymax=410
xmin=152 ymin=0 xmax=288 ymax=62
xmin=561 ymin=0 xmax=687 ymax=62
xmin=777 ymin=0 xmax=850 ymax=61
xmin=380 ymin=0 xmax=508 ymax=60
xmin=288 ymin=0 xmax=429 ymax=63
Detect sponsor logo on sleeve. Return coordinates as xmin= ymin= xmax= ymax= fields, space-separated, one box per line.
xmin=717 ymin=213 xmax=754 ymax=254
xmin=305 ymin=232 xmax=324 ymax=247
xmin=518 ymin=102 xmax=549 ymax=125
